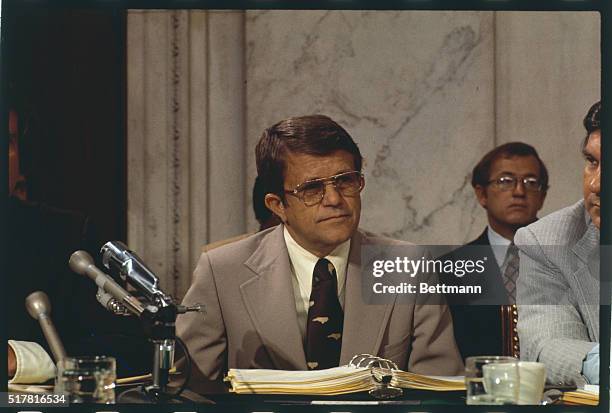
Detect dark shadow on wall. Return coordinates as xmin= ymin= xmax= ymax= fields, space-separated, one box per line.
xmin=6 ymin=5 xmax=127 ymax=245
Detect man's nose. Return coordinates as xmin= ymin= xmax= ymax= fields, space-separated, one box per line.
xmin=512 ymin=180 xmax=527 ymax=197
xmin=321 ymin=182 xmax=343 ymax=206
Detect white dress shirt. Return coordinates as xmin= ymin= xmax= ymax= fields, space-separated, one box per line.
xmin=8 ymin=340 xmax=55 ymax=384
xmin=283 ymin=226 xmax=350 ymax=341
xmin=487 ymin=226 xmax=512 ymax=268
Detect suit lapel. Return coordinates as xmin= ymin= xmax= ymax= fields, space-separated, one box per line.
xmin=570 ymin=222 xmax=600 ymax=336
xmin=468 ymin=229 xmax=508 ymax=304
xmin=486 ymin=234 xmax=512 ymax=303
xmin=240 ymin=226 xmax=307 ymax=370
xmin=471 ymin=228 xmax=490 ymax=246
xmin=340 ymin=231 xmax=396 ymax=364
xmin=572 ymin=222 xmax=599 ymax=266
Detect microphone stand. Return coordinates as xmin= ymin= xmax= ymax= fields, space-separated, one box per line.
xmin=141 ymin=303 xmax=177 ymax=399
xmin=115 ymin=300 xmax=208 ymax=404
xmin=70 ymin=246 xmax=205 ymax=404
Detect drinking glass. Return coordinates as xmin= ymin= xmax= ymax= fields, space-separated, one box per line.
xmin=55 ymin=356 xmax=116 ymax=403
xmin=465 ymin=356 xmax=518 ymax=405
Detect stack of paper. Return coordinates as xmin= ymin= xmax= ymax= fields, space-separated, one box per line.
xmin=226 ymin=366 xmax=373 ymax=395
xmin=561 ymin=385 xmax=599 ymax=406
xmin=379 ymin=369 xmax=465 ymax=391
xmin=225 ymin=366 xmax=465 ymax=395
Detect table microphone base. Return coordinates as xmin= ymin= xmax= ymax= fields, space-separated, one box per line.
xmin=117 ymin=385 xmax=215 ymax=404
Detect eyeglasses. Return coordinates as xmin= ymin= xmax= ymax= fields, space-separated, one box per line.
xmin=487 ymin=176 xmax=543 ymax=192
xmin=284 ymin=171 xmax=364 ymax=206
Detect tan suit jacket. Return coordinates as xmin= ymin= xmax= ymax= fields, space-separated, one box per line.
xmin=177 ymin=225 xmax=463 ymax=392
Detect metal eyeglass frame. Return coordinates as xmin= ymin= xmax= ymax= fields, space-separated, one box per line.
xmin=284 ymin=170 xmax=365 ymax=206
xmin=487 ymin=175 xmax=543 ymax=192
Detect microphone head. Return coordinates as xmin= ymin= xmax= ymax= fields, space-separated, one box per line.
xmin=69 ymin=250 xmax=94 ymax=275
xmin=25 ymin=291 xmax=51 ymax=320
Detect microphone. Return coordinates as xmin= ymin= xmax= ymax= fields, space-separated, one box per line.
xmin=69 ymin=250 xmax=145 ymax=316
xmin=100 ymin=241 xmax=172 ymax=307
xmin=95 ymin=288 xmax=132 ymax=316
xmin=25 ymin=291 xmax=67 ymax=362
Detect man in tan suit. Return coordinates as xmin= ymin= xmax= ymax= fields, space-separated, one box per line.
xmin=177 ymin=115 xmax=463 ymax=392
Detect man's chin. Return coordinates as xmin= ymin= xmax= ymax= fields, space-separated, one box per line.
xmin=504 ymin=215 xmax=537 ymax=227
xmin=318 ymin=229 xmax=354 ymax=247
xmin=315 ymin=217 xmax=358 ymax=242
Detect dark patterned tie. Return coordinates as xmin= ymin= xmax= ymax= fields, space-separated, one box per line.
xmin=503 ymin=243 xmax=520 ymax=303
xmin=305 ymin=258 xmax=343 ymax=370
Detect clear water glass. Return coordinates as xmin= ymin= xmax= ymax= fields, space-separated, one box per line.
xmin=55 ymin=355 xmax=116 ymax=403
xmin=465 ymin=355 xmax=518 ymax=405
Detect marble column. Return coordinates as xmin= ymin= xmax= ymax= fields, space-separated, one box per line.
xmin=127 ymin=10 xmax=246 ymax=298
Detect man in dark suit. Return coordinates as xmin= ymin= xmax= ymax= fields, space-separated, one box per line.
xmin=447 ymin=142 xmax=548 ymax=360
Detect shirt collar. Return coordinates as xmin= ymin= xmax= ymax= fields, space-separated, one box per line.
xmin=487 ymin=225 xmax=512 ymax=246
xmin=283 ymin=225 xmax=350 ymax=294
xmin=487 ymin=225 xmax=512 ymax=268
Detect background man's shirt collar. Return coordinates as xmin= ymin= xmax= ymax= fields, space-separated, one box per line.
xmin=487 ymin=225 xmax=511 ymax=268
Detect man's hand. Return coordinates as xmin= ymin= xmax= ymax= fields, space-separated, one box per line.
xmin=582 ymin=343 xmax=600 ymax=384
xmin=8 ymin=344 xmax=16 ymax=378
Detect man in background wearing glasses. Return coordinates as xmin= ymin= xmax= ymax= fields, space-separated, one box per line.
xmin=177 ymin=115 xmax=462 ymax=392
xmin=448 ymin=142 xmax=548 ymax=361
xmin=516 ymin=101 xmax=601 ymax=386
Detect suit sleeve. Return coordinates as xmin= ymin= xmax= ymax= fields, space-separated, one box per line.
xmin=8 ymin=340 xmax=55 ymax=384
xmin=407 ymin=254 xmax=464 ymax=375
xmin=515 ymin=227 xmax=597 ymax=386
xmin=408 ymin=302 xmax=465 ymax=375
xmin=176 ymin=252 xmax=228 ymax=392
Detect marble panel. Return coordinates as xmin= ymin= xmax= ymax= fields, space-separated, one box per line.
xmin=495 ymin=12 xmax=600 ymax=217
xmin=245 ymin=11 xmax=496 ymax=244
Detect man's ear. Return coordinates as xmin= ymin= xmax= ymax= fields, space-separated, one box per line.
xmin=474 ymin=185 xmax=488 ymax=209
xmin=265 ymin=193 xmax=288 ymax=223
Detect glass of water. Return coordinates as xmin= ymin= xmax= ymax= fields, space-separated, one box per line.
xmin=55 ymin=356 xmax=116 ymax=403
xmin=465 ymin=356 xmax=518 ymax=405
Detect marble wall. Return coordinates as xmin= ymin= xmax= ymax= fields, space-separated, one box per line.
xmin=127 ymin=10 xmax=600 ymax=298
xmin=245 ymin=11 xmax=496 ymax=245
xmin=244 ymin=10 xmax=600 ymax=244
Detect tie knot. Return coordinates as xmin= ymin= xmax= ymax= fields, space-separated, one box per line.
xmin=313 ymin=258 xmax=336 ymax=283
xmin=505 ymin=243 xmax=519 ymax=260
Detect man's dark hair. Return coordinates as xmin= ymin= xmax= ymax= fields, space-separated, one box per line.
xmin=582 ymin=101 xmax=601 ymax=150
xmin=252 ymin=175 xmax=280 ymax=230
xmin=471 ymin=142 xmax=549 ymax=193
xmin=255 ymin=115 xmax=363 ymax=201
xmin=252 ymin=176 xmax=271 ymax=225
